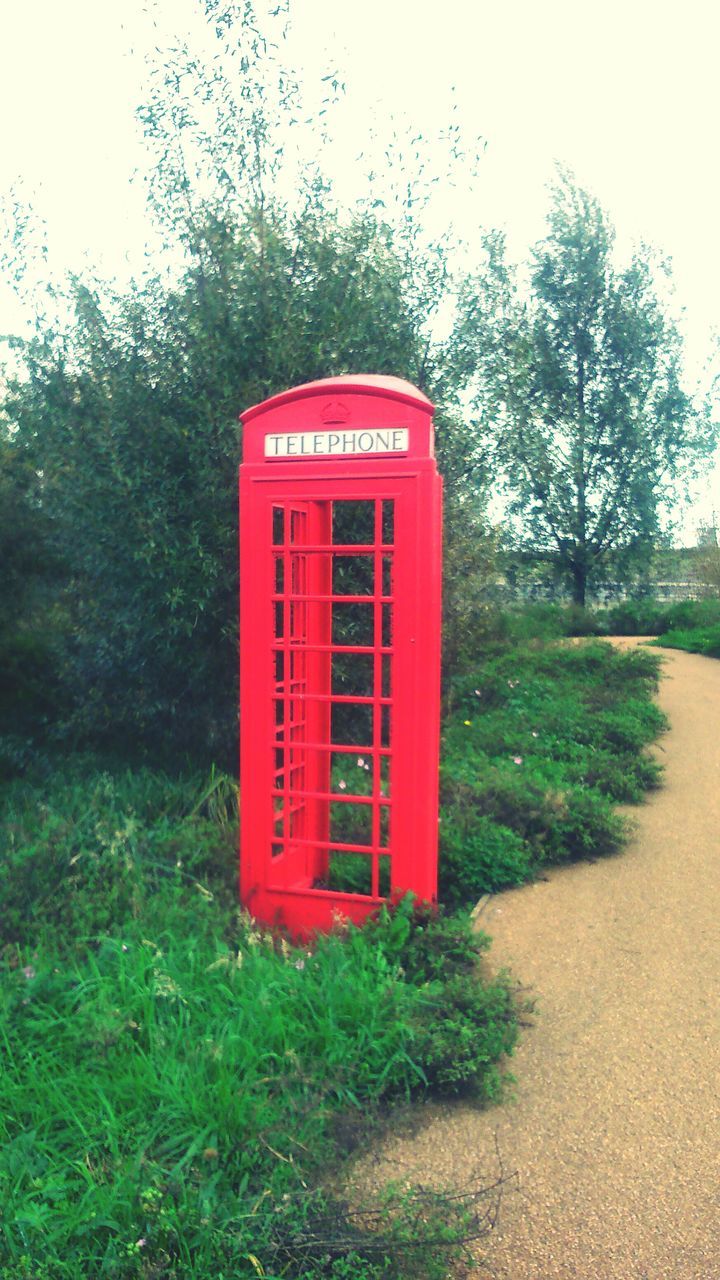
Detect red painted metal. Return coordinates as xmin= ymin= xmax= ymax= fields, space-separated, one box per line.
xmin=239 ymin=375 xmax=442 ymax=938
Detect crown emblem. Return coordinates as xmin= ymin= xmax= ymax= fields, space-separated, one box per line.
xmin=320 ymin=399 xmax=350 ymax=424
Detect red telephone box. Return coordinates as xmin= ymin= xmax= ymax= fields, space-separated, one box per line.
xmin=239 ymin=375 xmax=442 ymax=938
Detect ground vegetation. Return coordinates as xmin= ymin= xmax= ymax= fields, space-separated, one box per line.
xmin=0 ymin=762 xmax=517 ymax=1280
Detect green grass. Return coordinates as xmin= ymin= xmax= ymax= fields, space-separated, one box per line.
xmin=439 ymin=640 xmax=667 ymax=904
xmin=2 ymin=918 xmax=507 ymax=1278
xmin=0 ymin=766 xmax=517 ymax=1280
xmin=652 ymin=622 xmax=720 ymax=658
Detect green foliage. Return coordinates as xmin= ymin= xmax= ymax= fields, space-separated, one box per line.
xmin=450 ymin=168 xmax=717 ymax=605
xmin=654 ymin=622 xmax=720 ymax=658
xmin=361 ymin=898 xmax=517 ymax=1097
xmin=548 ymin=598 xmax=720 ymax=638
xmin=439 ymin=639 xmax=666 ymax=905
xmin=0 ymin=3 xmax=487 ymax=769
xmin=0 ymin=765 xmax=517 ymax=1279
xmin=3 ymin=204 xmax=439 ymax=764
xmin=0 ymin=434 xmax=66 ymax=775
xmin=441 ymin=504 xmax=500 ymax=683
xmin=604 ymin=598 xmax=720 ymax=636
xmin=694 ymin=542 xmax=720 ymax=596
xmin=0 ymin=437 xmax=52 ymax=626
xmin=440 ymin=813 xmax=532 ymax=899
xmin=0 ymin=762 xmax=238 ymax=949
xmin=485 ymin=598 xmax=720 ymax=641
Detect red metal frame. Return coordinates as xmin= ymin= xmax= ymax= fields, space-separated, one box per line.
xmin=239 ymin=376 xmax=442 ymax=938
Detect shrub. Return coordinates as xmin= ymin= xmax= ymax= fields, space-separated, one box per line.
xmin=571 ymin=748 xmax=663 ymax=803
xmin=535 ymin=785 xmax=626 ymax=862
xmin=408 ymin=973 xmax=517 ymax=1097
xmin=654 ymin=622 xmax=720 ymax=657
xmin=602 ymin=598 xmax=720 ymax=636
xmin=364 ymin=900 xmax=518 ymax=1098
xmin=556 ymin=604 xmax=608 ymax=636
xmin=439 ymin=637 xmax=665 ymax=904
xmin=440 ymin=812 xmax=532 ymax=903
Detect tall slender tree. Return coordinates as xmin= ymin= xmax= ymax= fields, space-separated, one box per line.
xmin=451 ymin=170 xmax=717 ymax=604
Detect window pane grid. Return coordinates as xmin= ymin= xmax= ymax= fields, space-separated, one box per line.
xmin=271 ymin=498 xmax=394 ymax=897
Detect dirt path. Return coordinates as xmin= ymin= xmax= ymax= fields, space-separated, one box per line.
xmin=357 ymin=642 xmax=720 ymax=1278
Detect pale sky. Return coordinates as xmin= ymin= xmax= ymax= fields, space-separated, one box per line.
xmin=1 ymin=0 xmax=718 ymax=536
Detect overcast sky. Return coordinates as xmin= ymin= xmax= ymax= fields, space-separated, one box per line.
xmin=1 ymin=0 xmax=718 ymax=535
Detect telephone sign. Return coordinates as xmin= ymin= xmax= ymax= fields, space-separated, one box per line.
xmin=239 ymin=375 xmax=442 ymax=938
xmin=264 ymin=427 xmax=410 ymax=458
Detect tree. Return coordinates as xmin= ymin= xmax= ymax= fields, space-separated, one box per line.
xmin=695 ymin=514 xmax=718 ymax=548
xmin=694 ymin=512 xmax=720 ymax=596
xmin=3 ymin=204 xmax=445 ymax=761
xmin=451 ymin=170 xmax=717 ymax=605
xmin=0 ymin=2 xmax=489 ymax=764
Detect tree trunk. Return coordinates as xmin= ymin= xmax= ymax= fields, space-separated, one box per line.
xmin=571 ymin=562 xmax=587 ymax=607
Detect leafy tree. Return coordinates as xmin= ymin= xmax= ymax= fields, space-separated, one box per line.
xmin=3 ymin=203 xmax=449 ymax=761
xmin=451 ymin=170 xmax=717 ymax=604
xmin=0 ymin=2 xmax=490 ymax=765
xmin=696 ymin=548 xmax=720 ymax=596
xmin=693 ymin=513 xmax=720 ymax=596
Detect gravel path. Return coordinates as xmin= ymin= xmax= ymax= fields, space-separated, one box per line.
xmin=356 ymin=641 xmax=720 ymax=1278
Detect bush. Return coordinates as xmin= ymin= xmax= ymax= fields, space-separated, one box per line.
xmin=572 ymin=748 xmax=663 ymax=803
xmin=440 ymin=811 xmax=532 ymax=904
xmin=602 ymin=598 xmax=720 ymax=636
xmin=363 ymin=900 xmax=518 ymax=1097
xmin=409 ymin=973 xmax=517 ymax=1097
xmin=439 ymin=637 xmax=665 ymax=904
xmin=654 ymin=622 xmax=720 ymax=658
xmin=536 ymin=785 xmax=626 ymax=862
xmin=501 ymin=597 xmax=720 ymax=640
